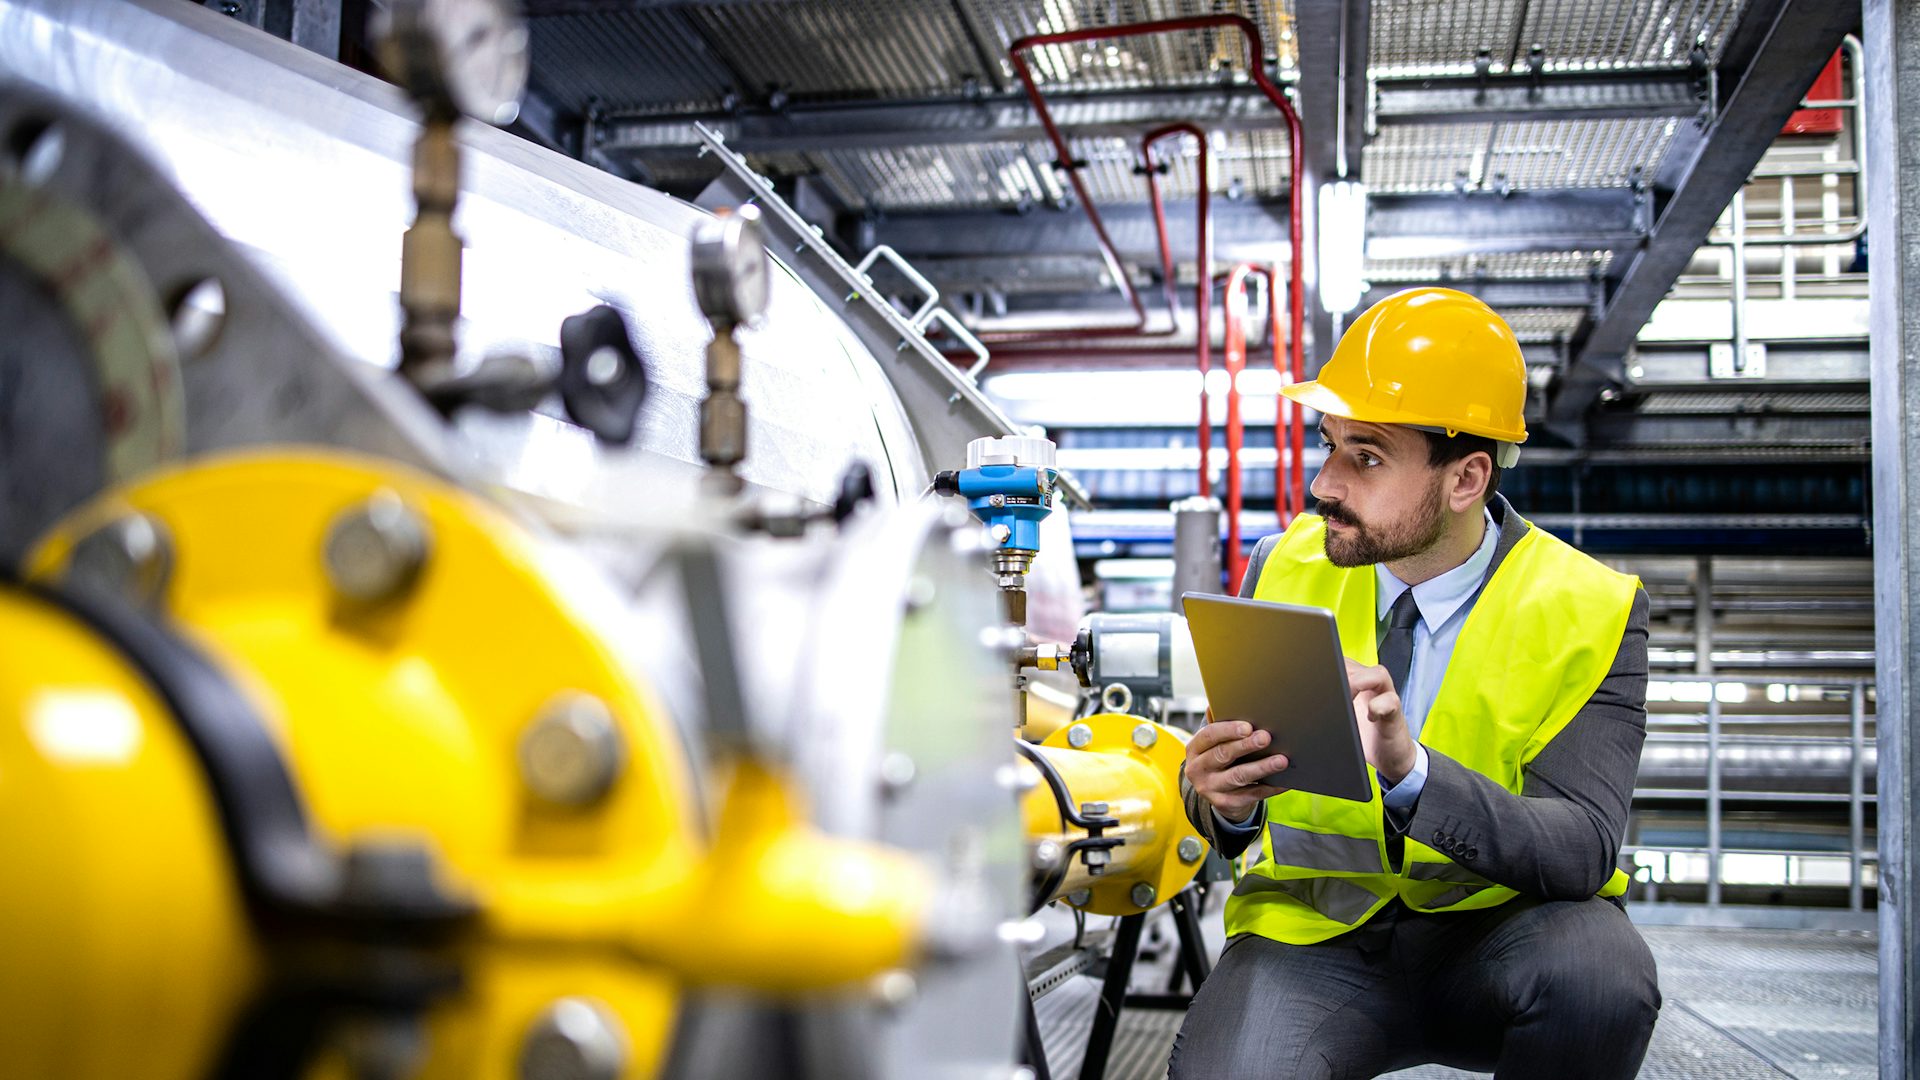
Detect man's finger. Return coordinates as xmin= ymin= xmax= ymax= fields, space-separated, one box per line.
xmin=1208 ymin=729 xmax=1271 ymax=768
xmin=1366 ymin=691 xmax=1401 ymax=723
xmin=1224 ymin=754 xmax=1291 ymax=788
xmin=1346 ymin=662 xmax=1392 ymax=694
xmin=1233 ymin=783 xmax=1289 ymax=802
xmin=1188 ymin=720 xmax=1253 ymax=757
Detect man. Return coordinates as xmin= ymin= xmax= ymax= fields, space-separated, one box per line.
xmin=1170 ymin=288 xmax=1659 ymax=1080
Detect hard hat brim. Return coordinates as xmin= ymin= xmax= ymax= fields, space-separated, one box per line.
xmin=1280 ymin=379 xmax=1528 ymax=445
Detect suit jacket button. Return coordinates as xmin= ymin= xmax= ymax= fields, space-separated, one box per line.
xmin=1432 ymin=830 xmax=1446 ymax=845
xmin=1464 ymin=847 xmax=1478 ymax=861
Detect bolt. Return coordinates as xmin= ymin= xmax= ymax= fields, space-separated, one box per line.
xmin=870 ymin=969 xmax=917 ymax=1009
xmin=67 ymin=511 xmax=173 ymax=608
xmin=519 ymin=692 xmax=625 ymax=807
xmin=1178 ymin=836 xmax=1205 ymax=864
xmin=988 ymin=493 xmax=1007 ymax=507
xmin=904 ymin=574 xmax=937 ymax=613
xmin=1130 ymin=883 xmax=1157 ymax=908
xmin=1031 ymin=839 xmax=1063 ymax=871
xmin=323 ymin=490 xmax=429 ymax=604
xmin=879 ymin=751 xmax=917 ymax=794
xmin=1079 ymin=801 xmax=1108 ymax=817
xmin=518 ymin=998 xmax=627 ymax=1080
xmin=989 ymin=523 xmax=1012 ymax=544
xmin=1067 ymin=889 xmax=1092 ymax=906
xmin=1083 ymin=848 xmax=1110 ymax=875
xmin=1131 ymin=723 xmax=1159 ymax=751
xmin=1066 ymin=723 xmax=1093 ymax=749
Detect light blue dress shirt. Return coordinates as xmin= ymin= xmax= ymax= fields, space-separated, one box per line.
xmin=1217 ymin=508 xmax=1498 ymax=834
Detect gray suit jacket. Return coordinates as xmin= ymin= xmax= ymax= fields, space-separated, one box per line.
xmin=1181 ymin=494 xmax=1651 ymax=902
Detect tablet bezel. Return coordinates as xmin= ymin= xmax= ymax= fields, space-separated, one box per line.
xmin=1180 ymin=592 xmax=1375 ymax=803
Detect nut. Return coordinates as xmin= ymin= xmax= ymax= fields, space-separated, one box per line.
xmin=518 ymin=998 xmax=627 ymax=1080
xmin=519 ymin=692 xmax=625 ymax=807
xmin=67 ymin=511 xmax=173 ymax=608
xmin=323 ymin=490 xmax=429 ymax=604
xmin=1066 ymin=723 xmax=1093 ymax=749
xmin=1178 ymin=836 xmax=1205 ymax=864
xmin=1130 ymin=883 xmax=1157 ymax=908
xmin=1131 ymin=723 xmax=1159 ymax=750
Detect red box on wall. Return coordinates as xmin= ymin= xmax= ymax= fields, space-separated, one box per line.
xmin=1782 ymin=50 xmax=1846 ymax=135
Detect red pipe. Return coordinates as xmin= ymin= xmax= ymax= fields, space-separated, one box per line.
xmin=1141 ymin=122 xmax=1213 ymax=497
xmin=997 ymin=16 xmax=1307 ymax=521
xmin=1222 ymin=264 xmax=1254 ymax=591
xmin=990 ymin=16 xmax=1303 ymax=365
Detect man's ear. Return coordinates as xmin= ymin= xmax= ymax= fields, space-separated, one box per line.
xmin=1448 ymin=452 xmax=1492 ymax=513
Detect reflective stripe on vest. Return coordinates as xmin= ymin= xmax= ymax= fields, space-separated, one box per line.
xmin=1223 ymin=510 xmax=1638 ymax=945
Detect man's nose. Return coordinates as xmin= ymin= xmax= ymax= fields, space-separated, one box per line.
xmin=1310 ymin=461 xmax=1340 ymax=502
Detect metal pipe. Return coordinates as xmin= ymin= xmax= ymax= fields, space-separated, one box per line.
xmin=1852 ymin=679 xmax=1868 ymax=912
xmin=995 ymin=15 xmax=1307 ymax=441
xmin=1708 ymin=689 xmax=1724 ymax=907
xmin=1142 ymin=123 xmax=1214 ymax=495
xmin=1694 ymin=557 xmax=1715 ymax=675
xmin=1731 ymin=187 xmax=1750 ymax=373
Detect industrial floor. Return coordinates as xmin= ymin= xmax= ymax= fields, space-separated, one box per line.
xmin=1030 ymin=913 xmax=1878 ymax=1080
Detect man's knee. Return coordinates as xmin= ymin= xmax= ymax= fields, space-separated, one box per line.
xmin=1516 ymin=902 xmax=1660 ymax=1033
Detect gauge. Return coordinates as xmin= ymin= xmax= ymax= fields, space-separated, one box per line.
xmin=375 ymin=0 xmax=530 ymax=126
xmin=690 ymin=205 xmax=771 ymax=328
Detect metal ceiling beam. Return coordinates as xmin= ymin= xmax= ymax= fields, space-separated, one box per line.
xmin=602 ymin=85 xmax=1280 ymax=153
xmin=1365 ymin=189 xmax=1648 ymax=258
xmin=848 ymin=199 xmax=1292 ymax=263
xmin=595 ymin=68 xmax=1703 ymax=158
xmin=1375 ymin=69 xmax=1709 ymax=126
xmin=1362 ymin=278 xmax=1598 ymax=310
xmin=1549 ymin=0 xmax=1860 ymax=439
xmin=861 ymin=189 xmax=1644 ymax=265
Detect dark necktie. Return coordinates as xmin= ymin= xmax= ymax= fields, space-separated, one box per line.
xmin=1377 ymin=589 xmax=1422 ymax=696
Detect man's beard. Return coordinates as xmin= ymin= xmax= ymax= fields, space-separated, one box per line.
xmin=1318 ymin=485 xmax=1447 ymax=568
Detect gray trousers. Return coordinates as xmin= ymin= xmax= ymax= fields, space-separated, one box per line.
xmin=1167 ymin=897 xmax=1661 ymax=1080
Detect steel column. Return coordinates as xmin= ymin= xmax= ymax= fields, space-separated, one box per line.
xmin=1866 ymin=0 xmax=1920 ymax=1072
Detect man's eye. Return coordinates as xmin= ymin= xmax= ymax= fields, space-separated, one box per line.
xmin=1320 ymin=440 xmax=1336 ymax=452
xmin=1357 ymin=452 xmax=1380 ymax=467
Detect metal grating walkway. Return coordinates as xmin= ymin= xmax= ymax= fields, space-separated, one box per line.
xmin=1033 ymin=923 xmax=1877 ymax=1080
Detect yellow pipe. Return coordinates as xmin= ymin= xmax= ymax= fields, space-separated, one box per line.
xmin=0 ymin=589 xmax=261 ymax=1080
xmin=1017 ymin=713 xmax=1208 ymax=915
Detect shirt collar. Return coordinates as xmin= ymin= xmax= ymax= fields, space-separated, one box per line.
xmin=1374 ymin=507 xmax=1499 ymax=631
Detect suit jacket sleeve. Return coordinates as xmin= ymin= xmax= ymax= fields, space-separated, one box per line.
xmin=1176 ymin=533 xmax=1281 ymax=859
xmin=1404 ymin=587 xmax=1651 ymax=900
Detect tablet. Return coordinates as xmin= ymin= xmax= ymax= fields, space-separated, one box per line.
xmin=1180 ymin=593 xmax=1373 ymax=802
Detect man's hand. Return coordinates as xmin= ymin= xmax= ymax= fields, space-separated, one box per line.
xmin=1183 ymin=720 xmax=1292 ymax=823
xmin=1345 ymin=659 xmax=1419 ymax=784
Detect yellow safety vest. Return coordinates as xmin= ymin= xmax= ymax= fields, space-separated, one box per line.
xmin=1222 ymin=512 xmax=1638 ymax=945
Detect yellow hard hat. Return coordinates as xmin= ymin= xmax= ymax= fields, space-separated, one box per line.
xmin=1282 ymin=287 xmax=1529 ymax=450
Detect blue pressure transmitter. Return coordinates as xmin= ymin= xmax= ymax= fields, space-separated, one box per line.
xmin=933 ymin=435 xmax=1060 ymax=629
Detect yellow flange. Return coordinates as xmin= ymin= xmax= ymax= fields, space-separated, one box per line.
xmin=1019 ymin=713 xmax=1207 ymax=916
xmin=15 ymin=449 xmax=934 ymax=1080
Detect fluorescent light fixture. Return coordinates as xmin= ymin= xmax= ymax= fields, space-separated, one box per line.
xmin=1318 ymin=179 xmax=1368 ymax=314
